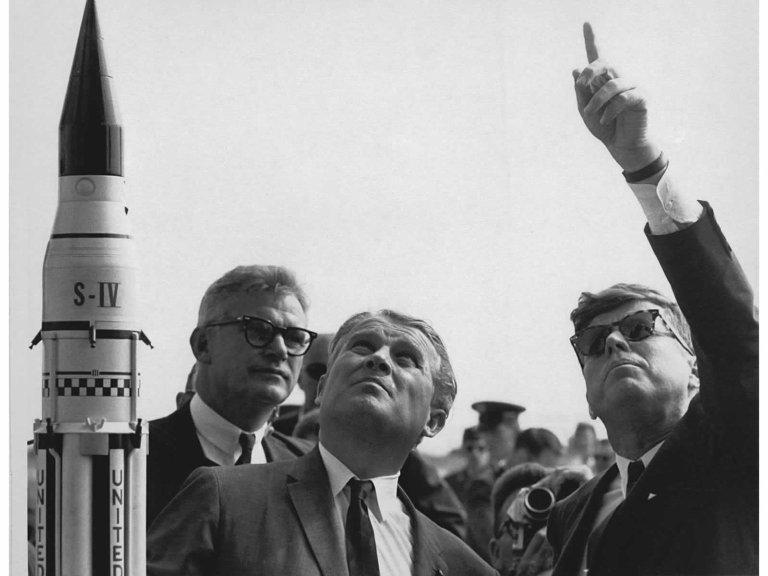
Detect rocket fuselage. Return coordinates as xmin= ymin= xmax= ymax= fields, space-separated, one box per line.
xmin=33 ymin=2 xmax=148 ymax=576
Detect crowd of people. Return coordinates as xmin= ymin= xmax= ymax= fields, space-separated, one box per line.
xmin=29 ymin=22 xmax=758 ymax=576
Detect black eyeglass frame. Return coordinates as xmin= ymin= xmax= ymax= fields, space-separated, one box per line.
xmin=205 ymin=315 xmax=318 ymax=356
xmin=569 ymin=308 xmax=694 ymax=367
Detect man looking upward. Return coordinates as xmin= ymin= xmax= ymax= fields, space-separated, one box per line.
xmin=148 ymin=309 xmax=496 ymax=575
xmin=546 ymin=24 xmax=757 ymax=576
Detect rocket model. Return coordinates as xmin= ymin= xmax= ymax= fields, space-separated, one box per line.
xmin=30 ymin=2 xmax=150 ymax=575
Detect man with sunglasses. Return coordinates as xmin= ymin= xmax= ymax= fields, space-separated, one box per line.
xmin=545 ymin=24 xmax=758 ymax=576
xmin=147 ymin=265 xmax=316 ymax=526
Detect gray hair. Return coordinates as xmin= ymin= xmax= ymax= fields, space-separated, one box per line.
xmin=329 ymin=309 xmax=457 ymax=414
xmin=197 ymin=265 xmax=308 ymax=326
xmin=571 ymin=283 xmax=693 ymax=352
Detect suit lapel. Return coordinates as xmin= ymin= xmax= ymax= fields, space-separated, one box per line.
xmin=286 ymin=448 xmax=349 ymax=576
xmin=263 ymin=430 xmax=299 ymax=462
xmin=163 ymin=403 xmax=215 ymax=469
xmin=554 ymin=465 xmax=618 ymax=574
xmin=399 ymin=486 xmax=448 ymax=576
xmin=589 ymin=438 xmax=695 ymax=573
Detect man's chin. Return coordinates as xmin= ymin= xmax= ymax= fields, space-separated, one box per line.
xmin=245 ymin=380 xmax=293 ymax=405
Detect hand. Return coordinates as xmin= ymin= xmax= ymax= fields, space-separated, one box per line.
xmin=572 ymin=23 xmax=660 ymax=172
xmin=516 ymin=528 xmax=554 ymax=576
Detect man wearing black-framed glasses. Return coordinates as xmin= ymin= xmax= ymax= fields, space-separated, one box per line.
xmin=546 ymin=23 xmax=758 ymax=576
xmin=147 ymin=265 xmax=315 ymax=526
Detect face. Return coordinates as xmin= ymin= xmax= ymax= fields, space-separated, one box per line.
xmin=298 ymin=333 xmax=332 ymax=408
xmin=486 ymin=416 xmax=519 ymax=464
xmin=581 ymin=301 xmax=696 ymax=424
xmin=317 ymin=317 xmax=445 ymax=446
xmin=464 ymin=438 xmax=490 ymax=469
xmin=593 ymin=441 xmax=615 ymax=474
xmin=490 ymin=492 xmax=524 ymax=575
xmin=193 ymin=291 xmax=307 ymax=413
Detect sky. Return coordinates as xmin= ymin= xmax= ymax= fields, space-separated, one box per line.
xmin=9 ymin=0 xmax=758 ymax=568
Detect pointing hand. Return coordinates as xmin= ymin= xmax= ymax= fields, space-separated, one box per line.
xmin=572 ymin=23 xmax=660 ymax=172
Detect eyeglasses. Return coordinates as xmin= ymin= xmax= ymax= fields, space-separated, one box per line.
xmin=570 ymin=309 xmax=693 ymax=365
xmin=205 ymin=316 xmax=318 ymax=356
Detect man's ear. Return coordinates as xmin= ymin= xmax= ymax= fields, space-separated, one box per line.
xmin=314 ymin=374 xmax=326 ymax=407
xmin=421 ymin=407 xmax=447 ymax=439
xmin=190 ymin=327 xmax=211 ymax=363
xmin=687 ymin=356 xmax=700 ymax=395
xmin=489 ymin=537 xmax=500 ymax=565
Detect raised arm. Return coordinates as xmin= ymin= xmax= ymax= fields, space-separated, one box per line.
xmin=572 ymin=23 xmax=757 ymax=455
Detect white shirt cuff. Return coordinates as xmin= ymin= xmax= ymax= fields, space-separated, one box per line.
xmin=627 ymin=168 xmax=703 ymax=235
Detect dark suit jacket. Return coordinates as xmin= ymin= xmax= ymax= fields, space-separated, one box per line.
xmin=147 ymin=402 xmax=312 ymax=526
xmin=547 ymin=203 xmax=758 ymax=576
xmin=399 ymin=451 xmax=468 ymax=540
xmin=147 ymin=447 xmax=498 ymax=576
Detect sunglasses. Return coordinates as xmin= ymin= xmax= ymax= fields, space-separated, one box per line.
xmin=570 ymin=309 xmax=693 ymax=364
xmin=205 ymin=316 xmax=318 ymax=356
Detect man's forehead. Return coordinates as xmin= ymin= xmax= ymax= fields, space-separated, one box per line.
xmin=587 ymin=299 xmax=655 ymax=327
xmin=342 ymin=317 xmax=440 ymax=365
xmin=205 ymin=291 xmax=306 ymax=324
xmin=348 ymin=317 xmax=431 ymax=344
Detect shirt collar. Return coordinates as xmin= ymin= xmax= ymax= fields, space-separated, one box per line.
xmin=318 ymin=442 xmax=402 ymax=519
xmin=615 ymin=441 xmax=663 ymax=498
xmin=190 ymin=394 xmax=266 ymax=459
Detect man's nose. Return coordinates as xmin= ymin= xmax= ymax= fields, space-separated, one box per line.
xmin=263 ymin=333 xmax=289 ymax=361
xmin=365 ymin=354 xmax=391 ymax=375
xmin=604 ymin=328 xmax=630 ymax=355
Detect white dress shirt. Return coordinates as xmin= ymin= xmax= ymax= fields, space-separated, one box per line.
xmin=627 ymin=165 xmax=703 ymax=234
xmin=189 ymin=394 xmax=266 ymax=465
xmin=318 ymin=443 xmax=413 ymax=576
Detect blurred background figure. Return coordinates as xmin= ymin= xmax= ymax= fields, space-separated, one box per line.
xmin=464 ymin=426 xmax=562 ymax=561
xmin=490 ymin=464 xmax=592 ymax=576
xmin=489 ymin=463 xmax=550 ymax=576
xmin=446 ymin=426 xmax=492 ymax=506
xmin=509 ymin=428 xmax=564 ymax=468
xmin=175 ymin=364 xmax=198 ymax=410
xmin=292 ymin=408 xmax=320 ymax=443
xmin=272 ymin=332 xmax=334 ymax=435
xmin=473 ymin=400 xmax=526 ymax=471
xmin=564 ymin=422 xmax=597 ymax=468
xmin=591 ymin=438 xmax=615 ymax=475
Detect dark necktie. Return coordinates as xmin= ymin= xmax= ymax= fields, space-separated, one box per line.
xmin=586 ymin=460 xmax=647 ymax=568
xmin=235 ymin=432 xmax=256 ymax=465
xmin=626 ymin=459 xmax=645 ymax=494
xmin=345 ymin=479 xmax=380 ymax=576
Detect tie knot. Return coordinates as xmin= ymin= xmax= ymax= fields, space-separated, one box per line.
xmin=348 ymin=478 xmax=375 ymax=502
xmin=239 ymin=432 xmax=256 ymax=451
xmin=236 ymin=432 xmax=256 ymax=465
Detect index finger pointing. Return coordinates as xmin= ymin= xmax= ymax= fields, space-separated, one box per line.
xmin=583 ymin=22 xmax=600 ymax=63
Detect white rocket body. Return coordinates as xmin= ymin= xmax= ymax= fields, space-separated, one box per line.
xmin=32 ymin=3 xmax=148 ymax=575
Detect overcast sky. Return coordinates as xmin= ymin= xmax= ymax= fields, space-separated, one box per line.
xmin=9 ymin=0 xmax=757 ymax=567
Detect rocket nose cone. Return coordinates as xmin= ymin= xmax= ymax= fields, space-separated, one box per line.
xmin=59 ymin=0 xmax=123 ymax=177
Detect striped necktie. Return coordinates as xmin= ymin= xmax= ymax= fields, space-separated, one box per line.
xmin=346 ymin=479 xmax=380 ymax=576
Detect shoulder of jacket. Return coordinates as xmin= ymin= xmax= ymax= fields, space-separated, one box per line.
xmin=266 ymin=429 xmax=314 ymax=453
